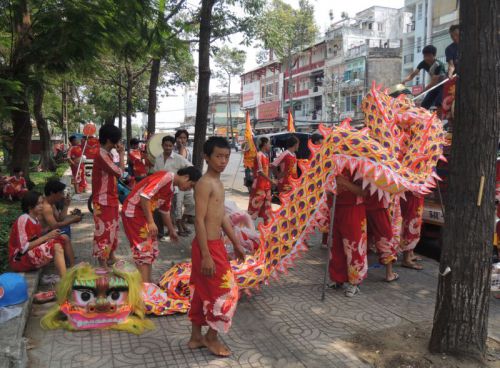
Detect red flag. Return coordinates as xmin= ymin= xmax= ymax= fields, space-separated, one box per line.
xmin=287 ymin=108 xmax=295 ymax=132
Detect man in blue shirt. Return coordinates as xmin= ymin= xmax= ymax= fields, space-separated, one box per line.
xmin=445 ymin=24 xmax=459 ymax=78
xmin=402 ymin=45 xmax=446 ymax=110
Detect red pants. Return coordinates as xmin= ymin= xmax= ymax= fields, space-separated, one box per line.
xmin=71 ymin=164 xmax=87 ymax=192
xmin=9 ymin=237 xmax=64 ymax=272
xmin=329 ymin=204 xmax=368 ymax=285
xmin=92 ymin=203 xmax=119 ymax=261
xmin=121 ymin=213 xmax=159 ymax=265
xmin=366 ymin=208 xmax=397 ymax=265
xmin=4 ymin=184 xmax=27 ymax=199
xmin=189 ymin=238 xmax=238 ymax=333
xmin=248 ymin=188 xmax=272 ymax=223
xmin=400 ymin=192 xmax=424 ymax=251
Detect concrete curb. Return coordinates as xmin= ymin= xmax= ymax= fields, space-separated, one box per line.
xmin=0 ymin=172 xmax=73 ymax=368
xmin=0 ymin=270 xmax=41 ymax=368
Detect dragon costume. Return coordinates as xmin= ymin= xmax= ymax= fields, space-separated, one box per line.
xmin=41 ymin=261 xmax=154 ymax=334
xmin=143 ymin=84 xmax=446 ymax=316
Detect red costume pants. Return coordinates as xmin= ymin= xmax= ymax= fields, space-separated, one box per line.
xmin=188 ymin=238 xmax=238 ymax=333
xmin=71 ymin=164 xmax=87 ymax=192
xmin=366 ymin=208 xmax=397 ymax=265
xmin=92 ymin=204 xmax=119 ymax=261
xmin=400 ymin=193 xmax=424 ymax=252
xmin=4 ymin=184 xmax=27 ymax=199
xmin=328 ymin=204 xmax=368 ymax=286
xmin=248 ymin=188 xmax=272 ymax=224
xmin=121 ymin=213 xmax=159 ymax=265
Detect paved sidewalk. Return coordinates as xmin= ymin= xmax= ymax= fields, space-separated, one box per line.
xmin=25 ymin=190 xmax=500 ymax=368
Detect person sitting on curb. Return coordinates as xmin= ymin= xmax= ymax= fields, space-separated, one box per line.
xmin=40 ymin=180 xmax=82 ymax=266
xmin=8 ymin=191 xmax=71 ymax=277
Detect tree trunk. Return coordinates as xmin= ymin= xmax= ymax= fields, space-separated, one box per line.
xmin=33 ymin=84 xmax=56 ymax=171
xmin=10 ymin=95 xmax=32 ymax=176
xmin=429 ymin=0 xmax=499 ymax=358
xmin=125 ymin=66 xmax=133 ymax=151
xmin=61 ymin=81 xmax=68 ymax=145
xmin=192 ymin=0 xmax=216 ymax=171
xmin=104 ymin=115 xmax=117 ymax=126
xmin=118 ymin=72 xmax=123 ymax=130
xmin=147 ymin=58 xmax=161 ymax=137
xmin=228 ymin=74 xmax=234 ymax=141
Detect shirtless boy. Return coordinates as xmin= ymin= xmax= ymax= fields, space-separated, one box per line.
xmin=188 ymin=137 xmax=246 ymax=357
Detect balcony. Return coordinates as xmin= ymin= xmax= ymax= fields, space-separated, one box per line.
xmin=340 ymin=79 xmax=364 ymax=90
xmin=309 ymin=85 xmax=324 ymax=96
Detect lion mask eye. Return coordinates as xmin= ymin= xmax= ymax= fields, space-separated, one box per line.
xmin=72 ymin=289 xmax=96 ymax=306
xmin=106 ymin=289 xmax=128 ymax=304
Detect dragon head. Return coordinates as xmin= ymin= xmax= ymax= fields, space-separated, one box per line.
xmin=41 ymin=261 xmax=154 ymax=334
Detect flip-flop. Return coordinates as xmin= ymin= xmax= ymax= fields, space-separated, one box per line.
xmin=412 ymin=257 xmax=423 ymax=262
xmin=384 ymin=273 xmax=399 ymax=282
xmin=33 ymin=290 xmax=56 ymax=304
xmin=401 ymin=262 xmax=423 ymax=270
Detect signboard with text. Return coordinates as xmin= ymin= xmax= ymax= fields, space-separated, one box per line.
xmin=258 ymin=100 xmax=280 ymax=120
xmin=242 ymin=81 xmax=260 ymax=108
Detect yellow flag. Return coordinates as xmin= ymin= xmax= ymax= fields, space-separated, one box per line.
xmin=287 ymin=108 xmax=295 ymax=132
xmin=243 ymin=111 xmax=257 ymax=169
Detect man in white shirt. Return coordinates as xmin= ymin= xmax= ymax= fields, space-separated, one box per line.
xmin=153 ymin=135 xmax=194 ymax=237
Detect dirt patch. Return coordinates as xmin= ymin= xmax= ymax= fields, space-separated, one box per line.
xmin=344 ymin=322 xmax=500 ymax=368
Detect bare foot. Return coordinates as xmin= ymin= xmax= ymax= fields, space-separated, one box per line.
xmin=401 ymin=261 xmax=423 ymax=270
xmin=187 ymin=338 xmax=205 ymax=349
xmin=204 ymin=336 xmax=231 ymax=357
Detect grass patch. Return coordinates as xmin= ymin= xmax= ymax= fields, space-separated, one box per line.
xmin=0 ymin=163 xmax=69 ymax=273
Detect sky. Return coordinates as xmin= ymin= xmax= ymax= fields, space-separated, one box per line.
xmin=156 ymin=0 xmax=405 ymax=125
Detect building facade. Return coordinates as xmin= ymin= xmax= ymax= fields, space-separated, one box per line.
xmin=401 ymin=0 xmax=459 ymax=90
xmin=240 ymin=60 xmax=283 ymax=132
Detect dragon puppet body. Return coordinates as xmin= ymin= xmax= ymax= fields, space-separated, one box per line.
xmin=142 ymin=84 xmax=447 ymax=316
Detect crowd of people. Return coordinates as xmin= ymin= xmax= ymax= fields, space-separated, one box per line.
xmin=3 ymin=23 xmax=466 ymax=357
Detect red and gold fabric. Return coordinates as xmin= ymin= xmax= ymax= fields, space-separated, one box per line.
xmin=272 ymin=151 xmax=298 ymax=192
xmin=92 ymin=147 xmax=123 ymax=207
xmin=68 ymin=145 xmax=87 ymax=192
xmin=400 ymin=191 xmax=425 ymax=251
xmin=121 ymin=213 xmax=159 ymax=265
xmin=92 ymin=203 xmax=119 ymax=261
xmin=3 ymin=177 xmax=28 ymax=199
xmin=129 ymin=149 xmax=148 ymax=177
xmin=189 ymin=238 xmax=238 ymax=333
xmin=328 ymin=204 xmax=368 ymax=286
xmin=8 ymin=214 xmax=64 ymax=271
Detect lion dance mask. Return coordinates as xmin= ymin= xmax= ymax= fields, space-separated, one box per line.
xmin=41 ymin=261 xmax=154 ymax=334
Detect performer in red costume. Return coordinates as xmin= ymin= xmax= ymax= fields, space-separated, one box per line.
xmin=3 ymin=167 xmax=28 ymax=200
xmin=188 ymin=137 xmax=245 ymax=357
xmin=365 ymin=193 xmax=399 ymax=282
xmin=400 ymin=191 xmax=425 ymax=270
xmin=67 ymin=135 xmax=87 ymax=194
xmin=121 ymin=168 xmax=200 ymax=283
xmin=248 ymin=137 xmax=275 ymax=224
xmin=328 ymin=172 xmax=368 ymax=297
xmin=9 ymin=191 xmax=69 ymax=276
xmin=128 ymin=138 xmax=148 ymax=182
xmin=271 ymin=135 xmax=299 ymax=193
xmin=92 ymin=125 xmax=125 ymax=267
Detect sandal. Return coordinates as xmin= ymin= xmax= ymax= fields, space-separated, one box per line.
xmin=384 ymin=272 xmax=399 ymax=282
xmin=33 ymin=290 xmax=56 ymax=304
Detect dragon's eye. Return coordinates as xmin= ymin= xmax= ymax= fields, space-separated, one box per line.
xmin=73 ymin=289 xmax=96 ymax=306
xmin=107 ymin=290 xmax=128 ymax=304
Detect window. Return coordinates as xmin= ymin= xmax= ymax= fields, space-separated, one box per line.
xmin=368 ymin=22 xmax=373 ymax=30
xmin=417 ymin=4 xmax=423 ymax=20
xmin=378 ymin=22 xmax=383 ymax=31
xmin=416 ymin=37 xmax=422 ymax=53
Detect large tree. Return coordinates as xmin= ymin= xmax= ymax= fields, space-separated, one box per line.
xmin=192 ymin=0 xmax=264 ymax=171
xmin=256 ymin=0 xmax=317 ymax=117
xmin=0 ymin=0 xmax=137 ymax=174
xmin=429 ymin=0 xmax=499 ymax=359
xmin=213 ymin=46 xmax=246 ymax=141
